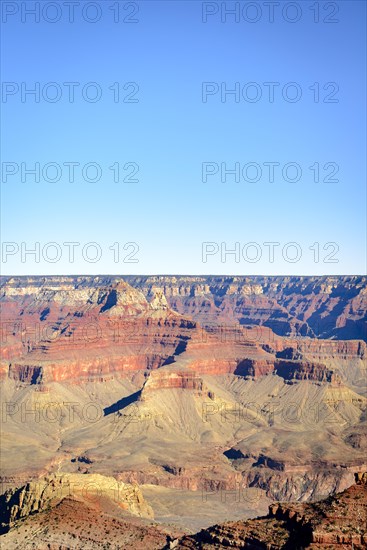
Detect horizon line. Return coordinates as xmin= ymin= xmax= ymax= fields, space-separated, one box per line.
xmin=1 ymin=274 xmax=366 ymax=278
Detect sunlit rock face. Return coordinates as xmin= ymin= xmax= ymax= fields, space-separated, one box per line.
xmin=125 ymin=275 xmax=367 ymax=341
xmin=0 ymin=473 xmax=153 ymax=532
xmin=178 ymin=473 xmax=367 ymax=549
xmin=0 ymin=275 xmax=366 ymax=545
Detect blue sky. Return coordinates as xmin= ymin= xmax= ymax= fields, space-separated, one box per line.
xmin=1 ymin=0 xmax=366 ymax=275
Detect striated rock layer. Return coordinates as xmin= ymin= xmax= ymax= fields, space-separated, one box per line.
xmin=177 ymin=472 xmax=367 ymax=548
xmin=2 ymin=275 xmax=366 ymax=340
xmin=0 ymin=275 xmax=366 ymax=537
xmin=124 ymin=275 xmax=367 ymax=340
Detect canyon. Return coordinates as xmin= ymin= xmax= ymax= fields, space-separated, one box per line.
xmin=0 ymin=275 xmax=366 ymax=546
xmin=176 ymin=471 xmax=367 ymax=549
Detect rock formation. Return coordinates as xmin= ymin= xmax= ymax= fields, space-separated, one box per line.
xmin=0 ymin=473 xmax=153 ymax=533
xmin=125 ymin=275 xmax=367 ymax=340
xmin=177 ymin=472 xmax=367 ymax=548
xmin=0 ymin=275 xmax=366 ymax=542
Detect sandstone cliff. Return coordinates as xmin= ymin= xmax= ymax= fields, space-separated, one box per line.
xmin=0 ymin=473 xmax=153 ymax=533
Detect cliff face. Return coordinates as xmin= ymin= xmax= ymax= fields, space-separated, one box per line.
xmin=124 ymin=275 xmax=367 ymax=341
xmin=141 ymin=370 xmax=207 ymax=395
xmin=2 ymin=276 xmax=364 ymax=386
xmin=234 ymin=357 xmax=341 ymax=384
xmin=8 ymin=364 xmax=44 ymax=384
xmin=177 ymin=472 xmax=367 ymax=549
xmin=0 ymin=473 xmax=153 ymax=533
xmin=274 ymin=359 xmax=340 ymax=384
xmin=2 ymin=474 xmax=366 ymax=549
xmin=1 ymin=275 xmax=366 ymax=537
xmin=2 ymin=275 xmax=366 ymax=341
xmin=0 ymin=277 xmax=200 ymax=384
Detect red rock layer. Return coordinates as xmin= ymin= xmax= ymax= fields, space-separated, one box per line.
xmin=178 ymin=472 xmax=367 ymax=548
xmin=1 ymin=277 xmax=364 ymax=386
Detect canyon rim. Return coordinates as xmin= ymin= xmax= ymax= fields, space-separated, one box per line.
xmin=0 ymin=275 xmax=366 ymax=548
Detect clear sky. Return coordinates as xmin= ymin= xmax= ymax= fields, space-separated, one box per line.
xmin=1 ymin=0 xmax=366 ymax=275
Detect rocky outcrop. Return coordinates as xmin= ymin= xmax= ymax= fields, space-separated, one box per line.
xmin=1 ymin=277 xmax=200 ymax=384
xmin=235 ymin=358 xmax=274 ymax=378
xmin=2 ymin=275 xmax=366 ymax=340
xmin=273 ymin=339 xmax=366 ymax=360
xmin=355 ymin=471 xmax=367 ymax=484
xmin=149 ymin=289 xmax=169 ymax=310
xmin=8 ymin=364 xmax=43 ymax=384
xmin=274 ymin=359 xmax=340 ymax=384
xmin=233 ymin=357 xmax=340 ymax=384
xmin=3 ymin=277 xmax=355 ymax=387
xmin=114 ymin=457 xmax=367 ymax=503
xmin=241 ymin=465 xmax=359 ymax=502
xmin=117 ymin=468 xmax=245 ymax=493
xmin=0 ymin=498 xmax=173 ymax=550
xmin=123 ymin=275 xmax=367 ymax=341
xmin=1 ymin=274 xmax=366 ymax=540
xmin=1 ymin=277 xmax=365 ymax=387
xmin=177 ymin=473 xmax=367 ymax=548
xmin=0 ymin=473 xmax=153 ymax=533
xmin=141 ymin=370 xmax=208 ymax=395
